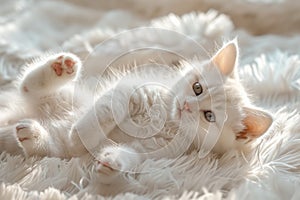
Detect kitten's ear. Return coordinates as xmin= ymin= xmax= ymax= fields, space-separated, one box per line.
xmin=212 ymin=40 xmax=238 ymax=76
xmin=237 ymin=107 xmax=273 ymax=140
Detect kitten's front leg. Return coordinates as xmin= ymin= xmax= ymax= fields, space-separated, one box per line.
xmin=69 ymin=88 xmax=129 ymax=156
xmin=14 ymin=119 xmax=51 ymax=157
xmin=20 ymin=53 xmax=81 ymax=98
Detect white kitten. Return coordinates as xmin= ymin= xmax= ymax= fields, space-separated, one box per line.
xmin=0 ymin=40 xmax=272 ymax=185
xmin=92 ymin=40 xmax=272 ymax=184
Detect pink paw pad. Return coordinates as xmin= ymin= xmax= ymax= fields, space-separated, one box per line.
xmin=52 ymin=62 xmax=63 ymax=76
xmin=97 ymin=160 xmax=113 ymax=170
xmin=23 ymin=86 xmax=29 ymax=92
xmin=51 ymin=55 xmax=76 ymax=76
xmin=64 ymin=59 xmax=75 ymax=74
xmin=16 ymin=124 xmax=30 ymax=142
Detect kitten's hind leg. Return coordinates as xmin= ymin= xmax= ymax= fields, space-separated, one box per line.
xmin=94 ymin=145 xmax=140 ymax=184
xmin=14 ymin=119 xmax=50 ymax=157
xmin=20 ymin=53 xmax=81 ymax=98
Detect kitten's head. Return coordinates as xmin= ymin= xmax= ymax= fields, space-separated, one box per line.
xmin=171 ymin=39 xmax=273 ymax=154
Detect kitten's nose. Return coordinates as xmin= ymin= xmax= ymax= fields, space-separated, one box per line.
xmin=183 ymin=101 xmax=192 ymax=113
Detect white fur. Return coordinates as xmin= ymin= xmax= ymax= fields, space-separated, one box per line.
xmin=0 ymin=1 xmax=300 ymax=199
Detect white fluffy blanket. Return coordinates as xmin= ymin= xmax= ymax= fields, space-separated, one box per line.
xmin=1 ymin=0 xmax=300 ymax=199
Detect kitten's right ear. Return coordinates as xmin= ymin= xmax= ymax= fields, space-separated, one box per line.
xmin=212 ymin=39 xmax=238 ymax=77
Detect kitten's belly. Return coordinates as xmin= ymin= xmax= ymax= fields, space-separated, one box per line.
xmin=106 ymin=74 xmax=181 ymax=153
xmin=108 ymin=121 xmax=178 ymax=153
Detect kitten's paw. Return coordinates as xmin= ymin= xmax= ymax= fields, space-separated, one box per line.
xmin=51 ymin=54 xmax=80 ymax=77
xmin=95 ymin=153 xmax=122 ymax=173
xmin=15 ymin=119 xmax=48 ymax=156
xmin=94 ymin=149 xmax=124 ymax=183
xmin=94 ymin=146 xmax=140 ymax=184
xmin=21 ymin=53 xmax=81 ymax=96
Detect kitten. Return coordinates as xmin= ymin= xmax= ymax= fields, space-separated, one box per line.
xmin=0 ymin=40 xmax=272 ymax=184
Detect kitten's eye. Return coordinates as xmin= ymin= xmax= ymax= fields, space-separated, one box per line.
xmin=204 ymin=111 xmax=216 ymax=122
xmin=193 ymin=82 xmax=203 ymax=96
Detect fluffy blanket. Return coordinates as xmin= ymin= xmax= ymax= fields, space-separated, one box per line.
xmin=1 ymin=0 xmax=300 ymax=199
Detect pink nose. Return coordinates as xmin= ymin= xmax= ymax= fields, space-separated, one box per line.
xmin=184 ymin=101 xmax=192 ymax=112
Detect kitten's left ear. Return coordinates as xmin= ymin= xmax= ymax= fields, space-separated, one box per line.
xmin=237 ymin=107 xmax=273 ymax=140
xmin=212 ymin=39 xmax=238 ymax=77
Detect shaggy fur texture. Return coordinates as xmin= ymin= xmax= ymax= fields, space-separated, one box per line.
xmin=1 ymin=1 xmax=300 ymax=199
